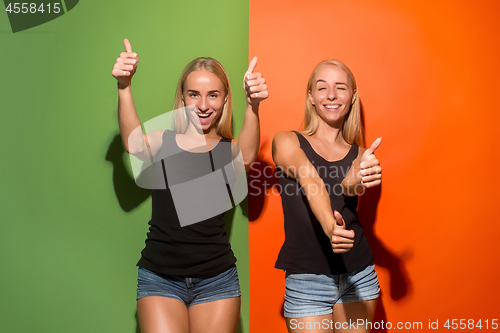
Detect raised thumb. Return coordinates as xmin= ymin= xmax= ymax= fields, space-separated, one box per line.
xmin=334 ymin=210 xmax=346 ymax=229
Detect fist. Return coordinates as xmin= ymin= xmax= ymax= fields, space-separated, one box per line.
xmin=111 ymin=38 xmax=139 ymax=88
xmin=243 ymin=56 xmax=268 ymax=105
xmin=331 ymin=210 xmax=355 ymax=253
xmin=360 ymin=137 xmax=382 ymax=188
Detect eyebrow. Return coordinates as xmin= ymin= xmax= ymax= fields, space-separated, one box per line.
xmin=187 ymin=89 xmax=220 ymax=94
xmin=315 ymin=80 xmax=348 ymax=86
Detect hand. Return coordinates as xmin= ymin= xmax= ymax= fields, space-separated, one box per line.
xmin=360 ymin=137 xmax=382 ymax=188
xmin=243 ymin=56 xmax=268 ymax=106
xmin=111 ymin=38 xmax=139 ymax=88
xmin=330 ymin=210 xmax=355 ymax=253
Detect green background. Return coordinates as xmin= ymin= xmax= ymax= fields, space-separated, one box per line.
xmin=0 ymin=1 xmax=249 ymax=332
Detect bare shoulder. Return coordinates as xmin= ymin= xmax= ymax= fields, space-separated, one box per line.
xmin=144 ymin=129 xmax=165 ymax=157
xmin=145 ymin=129 xmax=165 ymax=141
xmin=272 ymin=131 xmax=299 ymax=150
xmin=272 ymin=131 xmax=315 ymax=179
xmin=272 ymin=131 xmax=304 ymax=169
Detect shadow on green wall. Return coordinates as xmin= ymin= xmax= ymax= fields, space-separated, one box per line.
xmin=105 ymin=133 xmax=151 ymax=211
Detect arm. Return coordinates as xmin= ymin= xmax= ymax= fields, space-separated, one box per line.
xmin=237 ymin=57 xmax=268 ymax=169
xmin=112 ymin=39 xmax=162 ymax=161
xmin=272 ymin=132 xmax=354 ymax=253
xmin=342 ymin=137 xmax=383 ymax=196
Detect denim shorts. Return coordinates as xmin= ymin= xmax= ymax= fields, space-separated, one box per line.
xmin=137 ymin=266 xmax=241 ymax=306
xmin=284 ymin=264 xmax=380 ymax=318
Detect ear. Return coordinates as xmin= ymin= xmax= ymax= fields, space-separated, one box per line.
xmin=351 ymin=89 xmax=358 ymax=105
xmin=308 ymin=90 xmax=315 ymax=106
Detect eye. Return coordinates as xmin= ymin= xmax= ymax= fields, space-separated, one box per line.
xmin=337 ymin=87 xmax=346 ymax=90
xmin=209 ymin=93 xmax=219 ymax=98
xmin=189 ymin=92 xmax=199 ymax=98
xmin=318 ymin=87 xmax=326 ymax=91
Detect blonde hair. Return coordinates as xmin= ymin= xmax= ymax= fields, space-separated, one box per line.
xmin=300 ymin=60 xmax=364 ymax=147
xmin=173 ymin=57 xmax=233 ymax=139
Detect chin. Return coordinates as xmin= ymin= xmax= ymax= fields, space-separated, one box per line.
xmin=201 ymin=124 xmax=214 ymax=132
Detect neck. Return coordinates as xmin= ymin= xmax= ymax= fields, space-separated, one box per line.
xmin=183 ymin=124 xmax=214 ymax=142
xmin=203 ymin=127 xmax=220 ymax=140
xmin=314 ymin=119 xmax=346 ymax=144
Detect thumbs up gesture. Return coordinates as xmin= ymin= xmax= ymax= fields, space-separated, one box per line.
xmin=330 ymin=210 xmax=355 ymax=253
xmin=111 ymin=38 xmax=139 ymax=88
xmin=243 ymin=56 xmax=268 ymax=105
xmin=360 ymin=137 xmax=382 ymax=188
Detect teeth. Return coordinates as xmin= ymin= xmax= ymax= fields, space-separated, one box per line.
xmin=325 ymin=105 xmax=340 ymax=109
xmin=197 ymin=113 xmax=211 ymax=118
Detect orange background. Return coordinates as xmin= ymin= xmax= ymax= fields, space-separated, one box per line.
xmin=248 ymin=0 xmax=500 ymax=331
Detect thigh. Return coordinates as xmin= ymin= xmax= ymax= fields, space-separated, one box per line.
xmin=137 ymin=296 xmax=189 ymax=333
xmin=286 ymin=314 xmax=335 ymax=333
xmin=333 ymin=300 xmax=377 ymax=333
xmin=188 ymin=296 xmax=241 ymax=333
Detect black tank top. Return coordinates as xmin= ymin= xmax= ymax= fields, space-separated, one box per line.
xmin=137 ymin=130 xmax=237 ymax=277
xmin=275 ymin=132 xmax=374 ymax=274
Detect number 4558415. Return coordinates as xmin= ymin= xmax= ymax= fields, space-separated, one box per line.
xmin=5 ymin=3 xmax=61 ymax=14
xmin=444 ymin=319 xmax=498 ymax=330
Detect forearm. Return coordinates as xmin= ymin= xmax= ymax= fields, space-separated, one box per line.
xmin=237 ymin=103 xmax=260 ymax=166
xmin=117 ymin=84 xmax=146 ymax=154
xmin=300 ymin=177 xmax=336 ymax=237
xmin=341 ymin=171 xmax=365 ymax=196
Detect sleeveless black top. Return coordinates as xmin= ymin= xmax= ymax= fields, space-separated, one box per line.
xmin=275 ymin=132 xmax=374 ymax=274
xmin=137 ymin=130 xmax=237 ymax=278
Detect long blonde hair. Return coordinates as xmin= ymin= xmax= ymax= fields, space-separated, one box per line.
xmin=300 ymin=60 xmax=364 ymax=147
xmin=173 ymin=57 xmax=233 ymax=139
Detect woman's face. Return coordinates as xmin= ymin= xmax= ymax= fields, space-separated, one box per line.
xmin=183 ymin=69 xmax=227 ymax=133
xmin=308 ymin=64 xmax=356 ymax=126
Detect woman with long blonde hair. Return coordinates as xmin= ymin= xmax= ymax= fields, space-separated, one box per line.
xmin=273 ymin=59 xmax=382 ymax=333
xmin=112 ymin=39 xmax=268 ymax=333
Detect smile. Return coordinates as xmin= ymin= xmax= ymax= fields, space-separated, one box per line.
xmin=197 ymin=112 xmax=212 ymax=118
xmin=324 ymin=105 xmax=340 ymax=109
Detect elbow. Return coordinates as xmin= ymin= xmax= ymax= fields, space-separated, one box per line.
xmin=124 ymin=143 xmax=145 ymax=156
xmin=242 ymin=150 xmax=258 ymax=170
xmin=342 ymin=183 xmax=365 ymax=197
xmin=243 ymin=156 xmax=257 ymax=170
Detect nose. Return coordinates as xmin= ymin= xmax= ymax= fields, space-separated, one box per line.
xmin=198 ymin=97 xmax=209 ymax=112
xmin=327 ymin=89 xmax=337 ymax=101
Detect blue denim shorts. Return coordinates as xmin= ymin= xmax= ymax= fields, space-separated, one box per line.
xmin=284 ymin=264 xmax=380 ymax=318
xmin=137 ymin=266 xmax=241 ymax=306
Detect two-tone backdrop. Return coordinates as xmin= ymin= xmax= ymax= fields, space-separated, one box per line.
xmin=1 ymin=1 xmax=499 ymax=332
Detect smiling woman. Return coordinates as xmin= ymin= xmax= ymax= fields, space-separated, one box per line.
xmin=172 ymin=57 xmax=232 ymax=140
xmin=302 ymin=60 xmax=363 ymax=147
xmin=272 ymin=59 xmax=382 ymax=333
xmin=111 ymin=39 xmax=268 ymax=333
